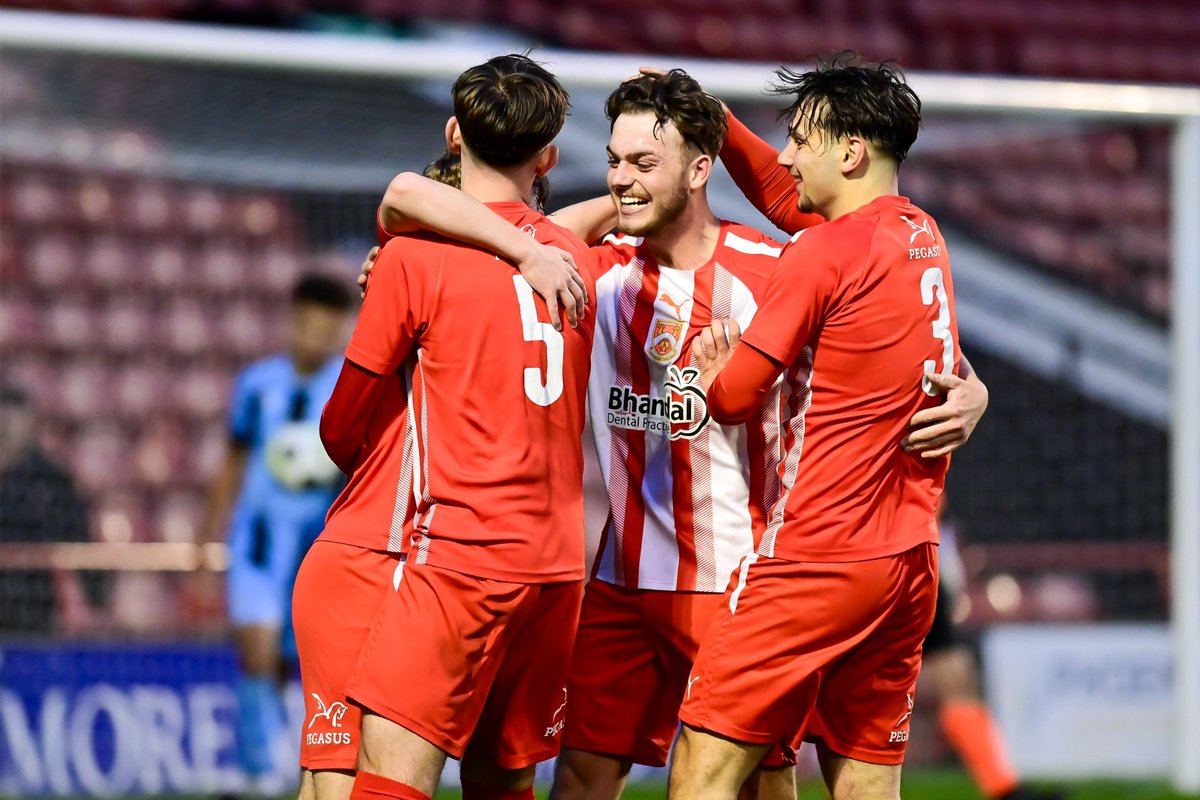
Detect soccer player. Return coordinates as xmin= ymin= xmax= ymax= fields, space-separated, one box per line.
xmin=669 ymin=53 xmax=958 ymax=800
xmin=291 ymin=54 xmax=597 ymax=800
xmin=364 ymin=68 xmax=989 ymax=800
xmin=202 ymin=274 xmax=352 ymax=795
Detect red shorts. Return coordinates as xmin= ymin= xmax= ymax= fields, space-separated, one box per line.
xmin=679 ymin=544 xmax=938 ymax=766
xmin=293 ymin=540 xmax=399 ymax=770
xmin=564 ymin=579 xmax=792 ymax=769
xmin=346 ymin=561 xmax=583 ymax=769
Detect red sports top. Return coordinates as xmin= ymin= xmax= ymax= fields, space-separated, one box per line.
xmin=320 ymin=202 xmax=597 ymax=583
xmin=709 ymin=195 xmax=960 ymax=562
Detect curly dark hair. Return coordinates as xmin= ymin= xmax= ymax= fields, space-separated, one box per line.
xmin=770 ymin=51 xmax=921 ymax=164
xmin=452 ymin=53 xmax=570 ymax=168
xmin=604 ymin=69 xmax=727 ymax=159
xmin=423 ymin=147 xmax=550 ymax=210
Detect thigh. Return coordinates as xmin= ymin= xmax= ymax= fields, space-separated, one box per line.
xmin=810 ymin=544 xmax=939 ymax=767
xmin=562 ymin=581 xmax=675 ymax=767
xmin=294 ymin=540 xmax=398 ymax=771
xmin=816 ymin=739 xmax=902 ymax=800
xmin=345 ymin=563 xmax=534 ymax=760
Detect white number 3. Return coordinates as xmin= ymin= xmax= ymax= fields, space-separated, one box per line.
xmin=920 ymin=267 xmax=955 ymax=396
xmin=513 ymin=275 xmax=564 ymax=406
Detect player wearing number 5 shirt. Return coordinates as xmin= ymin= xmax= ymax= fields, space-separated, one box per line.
xmin=672 ymin=53 xmax=958 ymax=800
xmin=292 ymin=55 xmax=597 ymax=800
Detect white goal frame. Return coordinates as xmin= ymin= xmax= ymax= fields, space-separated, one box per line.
xmin=2 ymin=9 xmax=1198 ymax=791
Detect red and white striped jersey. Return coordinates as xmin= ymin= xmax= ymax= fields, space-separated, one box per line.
xmin=586 ymin=221 xmax=785 ymax=592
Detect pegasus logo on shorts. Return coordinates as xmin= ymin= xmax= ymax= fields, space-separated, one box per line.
xmin=888 ymin=693 xmax=914 ymax=743
xmin=309 ymin=693 xmax=349 ymax=729
xmin=544 ymin=688 xmax=568 ymax=738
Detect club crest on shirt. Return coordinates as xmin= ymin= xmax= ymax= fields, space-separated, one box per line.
xmin=648 ymin=316 xmax=686 ymax=363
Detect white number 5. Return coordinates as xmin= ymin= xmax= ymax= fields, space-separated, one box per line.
xmin=513 ymin=275 xmax=564 ymax=406
xmin=920 ymin=267 xmax=954 ymax=396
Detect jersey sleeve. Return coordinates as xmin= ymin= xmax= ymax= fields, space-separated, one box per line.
xmin=346 ymin=238 xmax=433 ymax=375
xmin=739 ymin=232 xmax=841 ymax=367
xmin=721 ymin=112 xmax=825 ymax=236
xmin=226 ymin=367 xmax=258 ymax=447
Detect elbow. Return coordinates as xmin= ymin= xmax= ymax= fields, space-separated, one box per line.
xmin=379 ymin=172 xmax=426 ymax=232
xmin=707 ymin=391 xmax=757 ymax=426
xmin=709 ymin=403 xmax=756 ymax=426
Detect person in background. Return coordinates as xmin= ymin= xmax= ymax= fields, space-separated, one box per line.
xmin=202 ymin=274 xmax=354 ymax=796
xmin=0 ymin=380 xmax=103 ymax=634
xmin=924 ymin=499 xmax=1066 ymax=800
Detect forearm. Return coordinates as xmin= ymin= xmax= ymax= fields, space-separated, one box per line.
xmin=379 ymin=172 xmax=538 ymax=263
xmin=201 ymin=447 xmax=246 ymax=544
xmin=708 ymin=343 xmax=784 ymax=424
xmin=721 ymin=111 xmax=824 ymax=235
xmin=320 ymin=358 xmax=387 ymax=473
xmin=550 ymin=196 xmax=618 ymax=243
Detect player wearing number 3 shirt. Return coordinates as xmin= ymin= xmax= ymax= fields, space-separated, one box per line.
xmin=671 ymin=54 xmax=959 ymax=800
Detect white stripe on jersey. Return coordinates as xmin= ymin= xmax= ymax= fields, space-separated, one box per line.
xmin=696 ymin=268 xmax=756 ymax=591
xmin=759 ymin=347 xmax=814 ymax=558
xmin=605 ymin=257 xmax=645 ymax=585
xmin=387 ymin=356 xmax=419 ymax=552
xmin=724 ymin=231 xmax=784 ymax=258
xmin=412 ymin=351 xmax=435 ymax=565
xmin=634 ymin=267 xmax=697 ymax=589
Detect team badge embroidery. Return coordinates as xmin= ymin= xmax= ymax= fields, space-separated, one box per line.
xmin=648 ymin=317 xmax=686 ymax=363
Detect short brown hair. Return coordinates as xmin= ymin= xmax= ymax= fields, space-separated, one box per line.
xmin=452 ymin=54 xmax=570 ymax=168
xmin=605 ymin=69 xmax=727 ymax=158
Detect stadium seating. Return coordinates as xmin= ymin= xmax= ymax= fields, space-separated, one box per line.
xmin=0 ymin=156 xmax=308 ymax=628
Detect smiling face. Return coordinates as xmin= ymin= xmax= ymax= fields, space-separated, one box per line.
xmin=606 ymin=111 xmax=692 ymax=237
xmin=776 ymin=107 xmax=844 ymax=219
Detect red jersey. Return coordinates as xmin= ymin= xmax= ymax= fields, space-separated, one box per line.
xmin=321 ymin=202 xmax=597 ymax=583
xmin=736 ymin=196 xmax=959 ymax=562
xmin=585 ymin=224 xmax=788 ymax=592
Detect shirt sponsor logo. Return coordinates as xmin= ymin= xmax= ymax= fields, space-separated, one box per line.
xmin=909 ymin=245 xmax=943 ymax=260
xmin=606 ymin=365 xmax=710 ymax=440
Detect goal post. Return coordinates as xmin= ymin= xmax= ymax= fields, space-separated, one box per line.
xmin=1 ymin=9 xmax=1197 ymax=792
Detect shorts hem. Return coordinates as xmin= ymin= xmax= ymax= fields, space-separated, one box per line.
xmin=561 ymin=737 xmax=668 ymax=768
xmin=492 ymin=745 xmax=562 ymax=771
xmin=678 ymin=710 xmax=778 ymax=747
xmin=346 ymin=686 xmax=464 ymax=759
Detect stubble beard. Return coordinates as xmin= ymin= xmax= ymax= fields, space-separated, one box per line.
xmin=618 ymin=181 xmax=689 ymax=238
